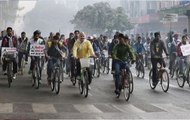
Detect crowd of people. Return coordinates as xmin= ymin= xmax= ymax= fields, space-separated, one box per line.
xmin=0 ymin=27 xmax=189 ymax=97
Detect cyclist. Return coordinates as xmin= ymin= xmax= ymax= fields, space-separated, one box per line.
xmin=72 ymin=32 xmax=95 ymax=89
xmin=109 ymin=35 xmax=119 ymax=74
xmin=144 ymin=37 xmax=151 ymax=67
xmin=1 ymin=27 xmax=17 ymax=79
xmin=45 ymin=35 xmax=68 ymax=85
xmin=169 ymin=34 xmax=180 ymax=74
xmin=18 ymin=32 xmax=29 ymax=72
xmin=150 ymin=32 xmax=168 ymax=87
xmin=133 ymin=36 xmax=146 ymax=68
xmin=177 ymin=35 xmax=189 ymax=75
xmin=68 ymin=30 xmax=80 ymax=82
xmin=112 ymin=33 xmax=135 ymax=96
xmin=28 ymin=30 xmax=44 ymax=74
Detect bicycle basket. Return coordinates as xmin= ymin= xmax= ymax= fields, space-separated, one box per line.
xmin=80 ymin=58 xmax=90 ymax=68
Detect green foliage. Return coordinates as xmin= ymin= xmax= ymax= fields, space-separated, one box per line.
xmin=71 ymin=2 xmax=133 ymax=35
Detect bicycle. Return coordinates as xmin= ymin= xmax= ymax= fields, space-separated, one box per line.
xmin=32 ymin=57 xmax=42 ymax=89
xmin=149 ymin=58 xmax=169 ymax=92
xmin=2 ymin=48 xmax=17 ymax=88
xmin=70 ymin=58 xmax=77 ymax=86
xmin=176 ymin=56 xmax=190 ymax=88
xmin=170 ymin=52 xmax=178 ymax=78
xmin=50 ymin=58 xmax=62 ymax=94
xmin=20 ymin=53 xmax=26 ymax=75
xmin=136 ymin=54 xmax=145 ymax=78
xmin=93 ymin=57 xmax=101 ymax=78
xmin=3 ymin=54 xmax=15 ymax=88
xmin=78 ymin=58 xmax=91 ymax=98
xmin=114 ymin=59 xmax=133 ymax=101
xmin=102 ymin=50 xmax=110 ymax=74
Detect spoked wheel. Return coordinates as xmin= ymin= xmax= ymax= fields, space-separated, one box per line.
xmin=128 ymin=70 xmax=134 ymax=94
xmin=124 ymin=75 xmax=130 ymax=101
xmin=79 ymin=79 xmax=84 ymax=95
xmin=106 ymin=59 xmax=110 ymax=74
xmin=35 ymin=66 xmax=40 ymax=89
xmin=21 ymin=58 xmax=25 ymax=75
xmin=97 ymin=61 xmax=101 ymax=78
xmin=55 ymin=71 xmax=60 ymax=94
xmin=7 ymin=63 xmax=13 ymax=88
xmin=51 ymin=73 xmax=55 ymax=92
xmin=161 ymin=70 xmax=169 ymax=92
xmin=83 ymin=71 xmax=89 ymax=97
xmin=139 ymin=62 xmax=145 ymax=78
xmin=149 ymin=69 xmax=156 ymax=89
xmin=71 ymin=68 xmax=77 ymax=86
xmin=176 ymin=69 xmax=185 ymax=88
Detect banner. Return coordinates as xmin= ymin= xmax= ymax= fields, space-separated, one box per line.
xmin=1 ymin=47 xmax=17 ymax=59
xmin=30 ymin=45 xmax=45 ymax=56
xmin=181 ymin=44 xmax=190 ymax=56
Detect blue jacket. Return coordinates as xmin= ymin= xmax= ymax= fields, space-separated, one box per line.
xmin=133 ymin=42 xmax=145 ymax=54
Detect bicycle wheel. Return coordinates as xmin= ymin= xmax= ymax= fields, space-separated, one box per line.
xmin=72 ymin=67 xmax=77 ymax=86
xmin=21 ymin=58 xmax=25 ymax=75
xmin=123 ymin=72 xmax=130 ymax=101
xmin=128 ymin=70 xmax=134 ymax=94
xmin=55 ymin=70 xmax=60 ymax=94
xmin=35 ymin=66 xmax=40 ymax=89
xmin=97 ymin=60 xmax=100 ymax=78
xmin=149 ymin=69 xmax=156 ymax=89
xmin=161 ymin=70 xmax=169 ymax=92
xmin=136 ymin=63 xmax=140 ymax=77
xmin=51 ymin=72 xmax=55 ymax=91
xmin=106 ymin=58 xmax=110 ymax=74
xmin=176 ymin=69 xmax=185 ymax=88
xmin=139 ymin=62 xmax=145 ymax=78
xmin=79 ymin=79 xmax=84 ymax=95
xmin=7 ymin=62 xmax=13 ymax=88
xmin=83 ymin=71 xmax=89 ymax=97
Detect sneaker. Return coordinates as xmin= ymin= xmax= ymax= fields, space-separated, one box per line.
xmin=3 ymin=71 xmax=7 ymax=75
xmin=115 ymin=90 xmax=120 ymax=98
xmin=13 ymin=74 xmax=16 ymax=80
xmin=111 ymin=71 xmax=115 ymax=74
xmin=25 ymin=61 xmax=28 ymax=64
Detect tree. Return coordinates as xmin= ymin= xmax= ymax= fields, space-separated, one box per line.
xmin=71 ymin=2 xmax=133 ymax=36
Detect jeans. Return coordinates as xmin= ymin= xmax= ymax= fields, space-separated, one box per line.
xmin=151 ymin=58 xmax=163 ymax=84
xmin=178 ymin=56 xmax=186 ymax=74
xmin=47 ymin=58 xmax=59 ymax=79
xmin=18 ymin=52 xmax=28 ymax=69
xmin=114 ymin=60 xmax=129 ymax=90
xmin=169 ymin=52 xmax=177 ymax=71
xmin=29 ymin=56 xmax=40 ymax=71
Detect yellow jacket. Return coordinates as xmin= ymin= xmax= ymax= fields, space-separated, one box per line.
xmin=73 ymin=40 xmax=95 ymax=58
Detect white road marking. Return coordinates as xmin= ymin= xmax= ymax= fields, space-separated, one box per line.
xmin=74 ymin=104 xmax=103 ymax=113
xmin=0 ymin=103 xmax=13 ymax=113
xmin=32 ymin=103 xmax=57 ymax=113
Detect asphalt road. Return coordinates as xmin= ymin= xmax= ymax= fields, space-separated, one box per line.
xmin=0 ymin=63 xmax=190 ymax=119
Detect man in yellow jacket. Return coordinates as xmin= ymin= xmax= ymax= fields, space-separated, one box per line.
xmin=72 ymin=32 xmax=95 ymax=89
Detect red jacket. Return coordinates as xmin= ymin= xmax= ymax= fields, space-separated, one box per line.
xmin=2 ymin=36 xmax=17 ymax=47
xmin=177 ymin=42 xmax=190 ymax=57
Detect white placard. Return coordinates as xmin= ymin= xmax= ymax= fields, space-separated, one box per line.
xmin=181 ymin=44 xmax=190 ymax=56
xmin=1 ymin=47 xmax=17 ymax=59
xmin=30 ymin=45 xmax=45 ymax=56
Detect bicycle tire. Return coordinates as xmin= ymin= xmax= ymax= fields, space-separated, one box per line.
xmin=51 ymin=72 xmax=55 ymax=91
xmin=140 ymin=62 xmax=145 ymax=78
xmin=79 ymin=79 xmax=84 ymax=95
xmin=161 ymin=70 xmax=169 ymax=92
xmin=123 ymin=71 xmax=130 ymax=101
xmin=106 ymin=58 xmax=110 ymax=74
xmin=97 ymin=60 xmax=100 ymax=78
xmin=176 ymin=69 xmax=185 ymax=88
xmin=128 ymin=70 xmax=134 ymax=94
xmin=84 ymin=71 xmax=89 ymax=97
xmin=149 ymin=69 xmax=156 ymax=89
xmin=55 ymin=70 xmax=60 ymax=94
xmin=7 ymin=62 xmax=12 ymax=88
xmin=35 ymin=66 xmax=40 ymax=89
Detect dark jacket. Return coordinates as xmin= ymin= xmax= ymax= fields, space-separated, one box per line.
xmin=1 ymin=35 xmax=17 ymax=47
xmin=150 ymin=39 xmax=168 ymax=58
